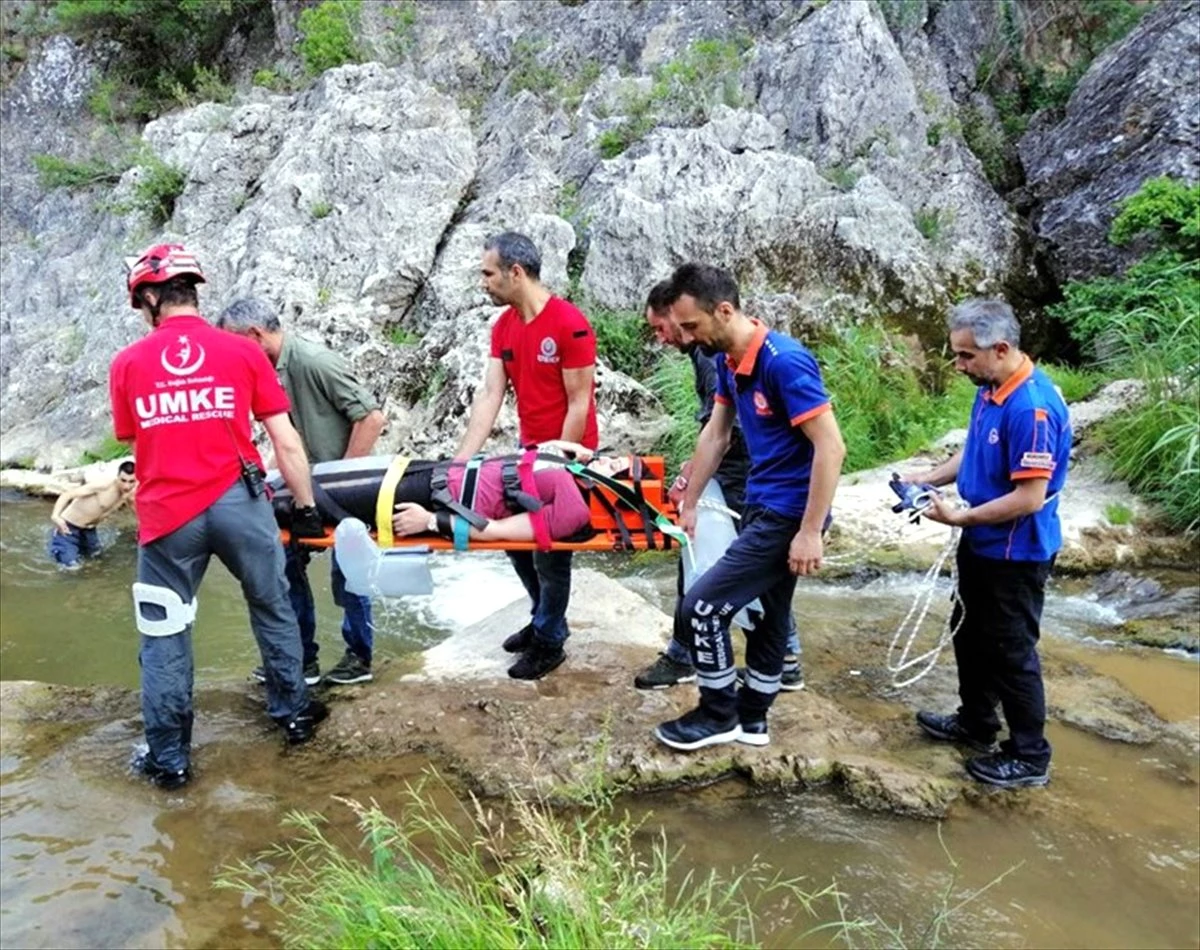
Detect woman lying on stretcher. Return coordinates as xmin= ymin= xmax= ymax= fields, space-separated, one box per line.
xmin=270 ymin=442 xmax=636 ymax=545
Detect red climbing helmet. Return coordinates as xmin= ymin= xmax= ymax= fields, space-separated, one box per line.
xmin=125 ymin=243 xmax=205 ymax=308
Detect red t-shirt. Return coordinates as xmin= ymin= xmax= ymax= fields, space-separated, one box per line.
xmin=109 ymin=314 xmax=291 ymax=545
xmin=489 ymin=296 xmax=599 ymax=449
xmin=446 ymin=463 xmax=590 ymax=540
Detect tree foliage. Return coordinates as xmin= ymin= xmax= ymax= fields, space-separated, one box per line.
xmin=51 ymin=0 xmax=267 ymax=117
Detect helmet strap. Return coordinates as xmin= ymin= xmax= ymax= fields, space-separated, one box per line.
xmin=138 ymin=288 xmax=163 ymax=326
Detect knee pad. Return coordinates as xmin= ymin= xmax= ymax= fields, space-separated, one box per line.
xmin=132 ymin=583 xmax=197 ymax=637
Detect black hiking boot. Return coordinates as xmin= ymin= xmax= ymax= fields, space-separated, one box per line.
xmin=634 ymin=652 xmax=697 ymax=689
xmin=132 ymin=748 xmax=191 ymax=791
xmin=277 ymin=699 xmax=329 ymax=745
xmin=502 ymin=623 xmax=535 ymax=654
xmin=507 ymin=641 xmax=566 ymax=680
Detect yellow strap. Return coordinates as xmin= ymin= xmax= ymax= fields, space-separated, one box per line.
xmin=375 ymin=456 xmax=411 ymax=548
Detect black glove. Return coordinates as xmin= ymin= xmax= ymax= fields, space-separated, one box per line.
xmin=290 ymin=503 xmax=325 ymax=539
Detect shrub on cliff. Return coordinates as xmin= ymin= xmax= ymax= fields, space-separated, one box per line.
xmin=1051 ymin=176 xmax=1200 ymax=531
xmin=51 ymin=0 xmax=266 ymax=118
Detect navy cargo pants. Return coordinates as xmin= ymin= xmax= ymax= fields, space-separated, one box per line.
xmin=675 ymin=506 xmax=799 ymax=723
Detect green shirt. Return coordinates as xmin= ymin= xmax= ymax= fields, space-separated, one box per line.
xmin=276 ymin=335 xmax=379 ymax=463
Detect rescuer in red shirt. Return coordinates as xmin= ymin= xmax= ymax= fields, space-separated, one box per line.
xmin=109 ymin=244 xmax=328 ymax=790
xmin=454 ymin=232 xmax=598 ymax=680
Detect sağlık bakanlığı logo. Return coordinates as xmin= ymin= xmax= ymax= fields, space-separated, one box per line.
xmin=161 ymin=334 xmax=206 ymax=376
xmin=536 ymin=336 xmax=560 ymax=364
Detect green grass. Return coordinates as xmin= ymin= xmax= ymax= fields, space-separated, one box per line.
xmin=215 ymin=772 xmax=1019 ymax=950
xmin=1050 ymin=251 xmax=1199 ymax=366
xmin=33 ymin=153 xmax=127 ymax=189
xmin=592 ymin=308 xmax=654 ymax=379
xmin=815 ymin=325 xmax=976 ymax=472
xmin=35 ymin=147 xmax=185 ymax=225
xmin=597 ymin=36 xmax=748 ymax=157
xmin=822 ymin=163 xmax=860 ymax=192
xmin=914 ymin=207 xmax=954 ymax=246
xmin=381 ymin=0 xmax=418 ymax=61
xmin=1049 ymin=176 xmax=1200 ymax=532
xmin=78 ymin=435 xmax=129 ymax=465
xmin=127 ymin=156 xmax=186 ymax=226
xmin=1105 ymin=502 xmax=1134 ymax=525
xmin=648 ymin=350 xmax=701 ymax=473
xmin=252 ymin=67 xmax=292 ymax=92
xmin=387 ymin=325 xmax=420 ymax=346
xmin=1098 ymin=391 xmax=1198 ymax=531
xmin=310 ymin=201 xmax=333 ymax=219
xmin=1041 ymin=363 xmax=1105 ymax=402
xmin=215 ymin=775 xmax=832 ymax=950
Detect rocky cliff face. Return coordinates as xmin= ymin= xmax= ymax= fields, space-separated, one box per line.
xmin=1019 ymin=0 xmax=1200 ymax=284
xmin=0 ymin=0 xmax=1192 ymax=467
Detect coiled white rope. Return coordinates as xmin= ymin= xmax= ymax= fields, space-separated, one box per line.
xmin=886 ymin=503 xmax=966 ymax=688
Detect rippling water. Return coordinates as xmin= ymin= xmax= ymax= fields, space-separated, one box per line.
xmin=2 ymin=495 xmax=1197 ymax=949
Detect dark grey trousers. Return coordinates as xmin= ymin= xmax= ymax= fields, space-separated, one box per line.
xmin=135 ymin=481 xmax=308 ymax=773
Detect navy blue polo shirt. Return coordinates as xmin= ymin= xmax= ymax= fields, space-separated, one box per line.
xmin=957 ymin=357 xmax=1071 ymax=561
xmin=714 ymin=322 xmax=831 ymax=520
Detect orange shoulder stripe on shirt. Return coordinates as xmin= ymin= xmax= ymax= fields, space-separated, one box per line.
xmin=714 ymin=394 xmax=733 ymax=406
xmin=990 ymin=355 xmax=1034 ymax=405
xmin=790 ymin=402 xmax=831 ymax=426
xmin=1011 ymin=468 xmax=1053 ymax=480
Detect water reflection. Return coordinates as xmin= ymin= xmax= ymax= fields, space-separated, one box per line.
xmin=2 ymin=495 xmax=1198 ymax=948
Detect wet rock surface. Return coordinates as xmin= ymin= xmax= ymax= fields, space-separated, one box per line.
xmin=3 ymin=568 xmax=1193 ymax=821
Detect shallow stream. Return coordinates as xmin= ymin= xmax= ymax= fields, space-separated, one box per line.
xmin=1 ymin=496 xmax=1197 ymax=948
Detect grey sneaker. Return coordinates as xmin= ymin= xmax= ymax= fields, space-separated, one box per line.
xmin=916 ymin=710 xmax=997 ymax=754
xmin=965 ymin=753 xmax=1050 ymax=788
xmin=253 ymin=661 xmax=321 ymax=687
xmin=325 ymin=651 xmax=373 ymax=685
xmin=780 ymin=667 xmax=805 ymax=691
xmin=635 ymin=652 xmax=697 ymax=690
xmin=736 ymin=667 xmax=805 ymax=692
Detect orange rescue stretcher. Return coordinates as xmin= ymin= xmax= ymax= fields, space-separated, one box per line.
xmin=277 ymin=455 xmax=682 ymax=553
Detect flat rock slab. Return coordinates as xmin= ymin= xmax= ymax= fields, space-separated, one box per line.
xmin=2 ymin=570 xmax=1190 ymax=821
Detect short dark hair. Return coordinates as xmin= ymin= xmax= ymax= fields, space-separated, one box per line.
xmin=644 ymin=279 xmax=676 ymax=316
xmin=118 ymin=460 xmax=135 ymax=475
xmin=135 ymin=275 xmax=199 ymax=310
xmin=668 ymin=262 xmax=740 ymax=312
xmin=484 ymin=231 xmax=542 ymax=279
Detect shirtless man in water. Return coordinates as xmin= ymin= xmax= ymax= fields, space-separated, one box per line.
xmin=49 ymin=460 xmax=137 ymax=568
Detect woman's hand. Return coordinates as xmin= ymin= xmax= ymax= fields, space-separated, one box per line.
xmin=392 ymin=502 xmax=432 ymax=536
